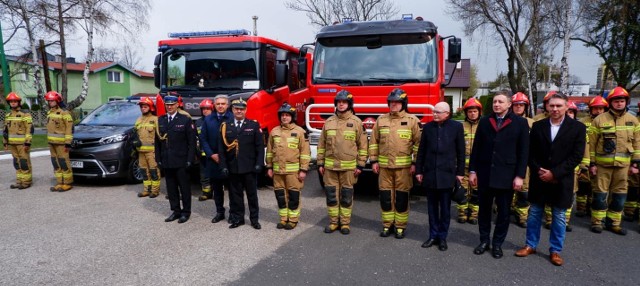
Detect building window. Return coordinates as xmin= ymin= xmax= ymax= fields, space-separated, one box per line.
xmin=107 ymin=71 xmax=122 ymax=83
xmin=20 ymin=68 xmax=30 ymax=81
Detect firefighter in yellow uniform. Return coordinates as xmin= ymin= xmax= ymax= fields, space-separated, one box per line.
xmin=134 ymin=97 xmax=161 ymax=198
xmin=45 ymin=91 xmax=74 ymax=192
xmin=457 ymin=98 xmax=482 ymax=225
xmin=317 ymin=90 xmax=368 ymax=235
xmin=510 ymin=92 xmax=534 ymax=228
xmin=589 ymin=87 xmax=640 ymax=235
xmin=576 ymin=96 xmax=608 ymax=217
xmin=3 ymin=92 xmax=33 ymax=189
xmin=370 ymin=88 xmax=422 ymax=239
xmin=266 ymin=103 xmax=311 ymax=230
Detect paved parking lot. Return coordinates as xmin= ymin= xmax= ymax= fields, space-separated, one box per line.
xmin=1 ymin=152 xmax=640 ymax=285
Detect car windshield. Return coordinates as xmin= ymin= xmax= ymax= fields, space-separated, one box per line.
xmin=312 ymin=36 xmax=437 ymax=84
xmin=79 ymin=103 xmax=140 ymax=126
xmin=164 ymin=49 xmax=260 ymax=91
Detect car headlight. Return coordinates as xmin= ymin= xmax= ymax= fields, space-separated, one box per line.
xmin=99 ymin=134 xmax=128 ymax=145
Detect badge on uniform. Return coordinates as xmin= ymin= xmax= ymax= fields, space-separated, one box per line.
xmin=401 ymin=122 xmax=408 ymax=125
xmin=626 ymin=122 xmax=634 ymax=126
xmin=347 ymin=123 xmax=353 ymax=127
xmin=291 ymin=133 xmax=297 ymax=137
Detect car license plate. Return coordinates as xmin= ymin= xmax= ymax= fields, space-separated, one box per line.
xmin=71 ymin=161 xmax=84 ymax=168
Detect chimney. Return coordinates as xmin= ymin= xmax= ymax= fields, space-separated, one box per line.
xmin=66 ymin=57 xmax=76 ymax=64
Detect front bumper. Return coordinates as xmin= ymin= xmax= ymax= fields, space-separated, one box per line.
xmin=69 ymin=141 xmax=131 ymax=179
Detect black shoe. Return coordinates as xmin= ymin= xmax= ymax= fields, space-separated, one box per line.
xmin=380 ymin=227 xmax=391 ymax=237
xmin=438 ymin=240 xmax=448 ymax=251
xmin=516 ymin=221 xmax=527 ymax=228
xmin=492 ymin=246 xmax=504 ymax=259
xmin=565 ymin=225 xmax=573 ymax=232
xmin=211 ymin=213 xmax=225 ymax=223
xmin=229 ymin=221 xmax=245 ymax=229
xmin=544 ymin=223 xmax=551 ymax=230
xmin=422 ymin=238 xmax=438 ymax=248
xmin=251 ymin=222 xmax=262 ymax=230
xmin=473 ymin=242 xmax=490 ymax=255
xmin=468 ymin=218 xmax=478 ymax=225
xmin=177 ymin=215 xmax=190 ymax=224
xmin=165 ymin=213 xmax=180 ymax=222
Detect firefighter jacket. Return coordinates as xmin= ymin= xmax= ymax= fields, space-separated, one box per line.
xmin=134 ymin=113 xmax=158 ymax=153
xmin=317 ymin=110 xmax=367 ymax=171
xmin=533 ymin=112 xmax=548 ymax=122
xmin=462 ymin=119 xmax=479 ymax=167
xmin=369 ymin=110 xmax=421 ymax=169
xmin=195 ymin=117 xmax=205 ymax=156
xmin=3 ymin=109 xmax=33 ymax=146
xmin=266 ymin=123 xmax=311 ymax=174
xmin=46 ymin=106 xmax=73 ymax=145
xmin=589 ymin=110 xmax=640 ymax=167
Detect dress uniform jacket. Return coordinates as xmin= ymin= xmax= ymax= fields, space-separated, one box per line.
xmin=369 ymin=111 xmax=421 ymax=168
xmin=155 ymin=112 xmax=196 ymax=168
xmin=469 ymin=111 xmax=530 ymax=189
xmin=218 ymin=119 xmax=265 ymax=174
xmin=266 ymin=123 xmax=311 ymax=174
xmin=529 ymin=117 xmax=586 ymax=209
xmin=317 ymin=110 xmax=367 ymax=171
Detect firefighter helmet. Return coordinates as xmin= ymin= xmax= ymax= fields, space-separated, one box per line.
xmin=334 ymin=90 xmax=354 ymax=112
xmin=138 ymin=97 xmax=156 ymax=112
xmin=512 ymin=92 xmax=530 ymax=105
xmin=45 ymin=91 xmax=63 ymax=103
xmin=387 ymin=88 xmax=408 ymax=111
xmin=199 ymin=98 xmax=214 ymax=110
xmin=463 ymin=98 xmax=482 ymax=112
xmin=5 ymin=92 xmax=21 ymax=103
xmin=178 ymin=96 xmax=185 ymax=108
xmin=278 ymin=102 xmax=297 ymax=122
xmin=607 ymin=86 xmax=630 ymax=102
xmin=589 ymin=96 xmax=608 ymax=108
xmin=568 ymin=101 xmax=578 ymax=113
xmin=543 ymin=90 xmax=558 ymax=103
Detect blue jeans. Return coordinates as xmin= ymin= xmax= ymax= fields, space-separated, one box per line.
xmin=526 ymin=203 xmax=566 ymax=253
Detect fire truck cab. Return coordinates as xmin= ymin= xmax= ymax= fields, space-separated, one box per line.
xmin=290 ymin=15 xmax=462 ymax=163
xmin=153 ymin=29 xmax=303 ymax=133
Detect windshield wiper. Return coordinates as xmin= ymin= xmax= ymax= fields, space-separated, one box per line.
xmin=315 ymin=77 xmax=363 ymax=86
xmin=368 ymin=77 xmax=422 ymax=83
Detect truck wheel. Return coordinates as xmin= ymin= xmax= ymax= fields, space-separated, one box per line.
xmin=127 ymin=158 xmax=144 ymax=184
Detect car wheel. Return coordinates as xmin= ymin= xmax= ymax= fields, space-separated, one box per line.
xmin=127 ymin=158 xmax=144 ymax=184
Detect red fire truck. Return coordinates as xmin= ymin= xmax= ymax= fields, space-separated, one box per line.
xmin=152 ymin=29 xmax=302 ymax=133
xmin=289 ymin=15 xmax=462 ymax=161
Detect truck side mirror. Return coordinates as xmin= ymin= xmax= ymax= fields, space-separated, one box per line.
xmin=448 ymin=37 xmax=462 ymax=63
xmin=275 ymin=63 xmax=288 ymax=86
xmin=153 ymin=54 xmax=161 ymax=88
xmin=299 ymin=46 xmax=308 ymax=58
xmin=298 ymin=59 xmax=307 ymax=83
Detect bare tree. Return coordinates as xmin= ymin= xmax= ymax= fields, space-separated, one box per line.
xmin=91 ymin=44 xmax=142 ymax=70
xmin=285 ymin=0 xmax=399 ymax=28
xmin=575 ymin=0 xmax=640 ymax=91
xmin=548 ymin=0 xmax=585 ymax=93
xmin=92 ymin=46 xmax=117 ymax=62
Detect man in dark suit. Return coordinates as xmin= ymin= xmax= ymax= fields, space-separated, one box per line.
xmin=200 ymin=94 xmax=233 ymax=223
xmin=469 ymin=90 xmax=530 ymax=259
xmin=156 ymin=95 xmax=197 ymax=223
xmin=415 ymin=102 xmax=465 ymax=251
xmin=219 ymin=98 xmax=265 ymax=230
xmin=515 ymin=92 xmax=586 ymax=266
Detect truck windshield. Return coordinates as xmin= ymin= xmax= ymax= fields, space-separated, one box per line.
xmin=312 ymin=39 xmax=437 ymax=84
xmin=164 ymin=49 xmax=260 ymax=91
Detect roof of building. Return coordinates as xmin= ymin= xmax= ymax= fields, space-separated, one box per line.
xmin=7 ymin=54 xmax=153 ymax=78
xmin=444 ymin=59 xmax=471 ymax=89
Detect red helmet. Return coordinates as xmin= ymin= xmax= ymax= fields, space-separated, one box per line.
xmin=568 ymin=101 xmax=578 ymax=113
xmin=44 ymin=91 xmax=62 ymax=103
xmin=138 ymin=97 xmax=155 ymax=112
xmin=589 ymin=96 xmax=608 ymax=108
xmin=200 ymin=98 xmax=214 ymax=110
xmin=6 ymin=92 xmax=21 ymax=102
xmin=178 ymin=96 xmax=184 ymax=108
xmin=512 ymin=92 xmax=529 ymax=105
xmin=543 ymin=90 xmax=558 ymax=103
xmin=607 ymin=86 xmax=629 ymax=102
xmin=463 ymin=98 xmax=482 ymax=112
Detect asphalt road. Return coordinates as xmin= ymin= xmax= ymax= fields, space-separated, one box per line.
xmin=1 ymin=154 xmax=640 ymax=285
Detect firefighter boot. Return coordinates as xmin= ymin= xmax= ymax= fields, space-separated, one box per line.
xmin=395 ymin=228 xmax=405 ymax=239
xmin=324 ymin=224 xmax=339 ymax=233
xmin=10 ymin=183 xmax=21 ymax=189
xmin=380 ymin=227 xmax=392 ymax=237
xmin=284 ymin=222 xmax=297 ymax=230
xmin=340 ymin=225 xmax=350 ymax=235
xmin=149 ymin=170 xmax=161 ymax=198
xmin=138 ymin=184 xmax=151 ymax=198
xmin=198 ymin=185 xmax=212 ymax=201
xmin=50 ymin=185 xmax=63 ymax=192
xmin=457 ymin=205 xmax=467 ymax=224
xmin=58 ymin=184 xmax=73 ymax=192
xmin=18 ymin=183 xmax=31 ymax=189
xmin=575 ymin=196 xmax=588 ymax=217
xmin=468 ymin=204 xmax=479 ymax=225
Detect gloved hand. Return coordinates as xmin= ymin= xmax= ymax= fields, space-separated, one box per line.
xmin=254 ymin=165 xmax=263 ymax=173
xmin=221 ymin=168 xmax=229 ymax=177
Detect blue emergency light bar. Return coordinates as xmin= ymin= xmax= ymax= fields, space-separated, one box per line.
xmin=168 ymin=29 xmax=250 ymax=38
xmin=402 ymin=14 xmax=413 ymax=20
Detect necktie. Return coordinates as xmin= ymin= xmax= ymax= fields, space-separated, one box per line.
xmin=168 ymin=116 xmax=172 ymax=123
xmin=497 ymin=117 xmax=503 ymax=129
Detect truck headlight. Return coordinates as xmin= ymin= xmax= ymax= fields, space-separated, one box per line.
xmin=99 ymin=134 xmax=128 ymax=145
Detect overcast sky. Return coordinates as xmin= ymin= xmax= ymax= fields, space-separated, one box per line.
xmin=65 ymin=0 xmax=600 ymax=85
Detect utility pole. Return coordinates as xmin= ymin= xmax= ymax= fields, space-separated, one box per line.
xmin=252 ymin=15 xmax=258 ymax=36
xmin=0 ymin=21 xmax=12 ymax=96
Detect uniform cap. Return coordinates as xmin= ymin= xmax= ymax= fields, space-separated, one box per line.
xmin=231 ymin=98 xmax=247 ymax=108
